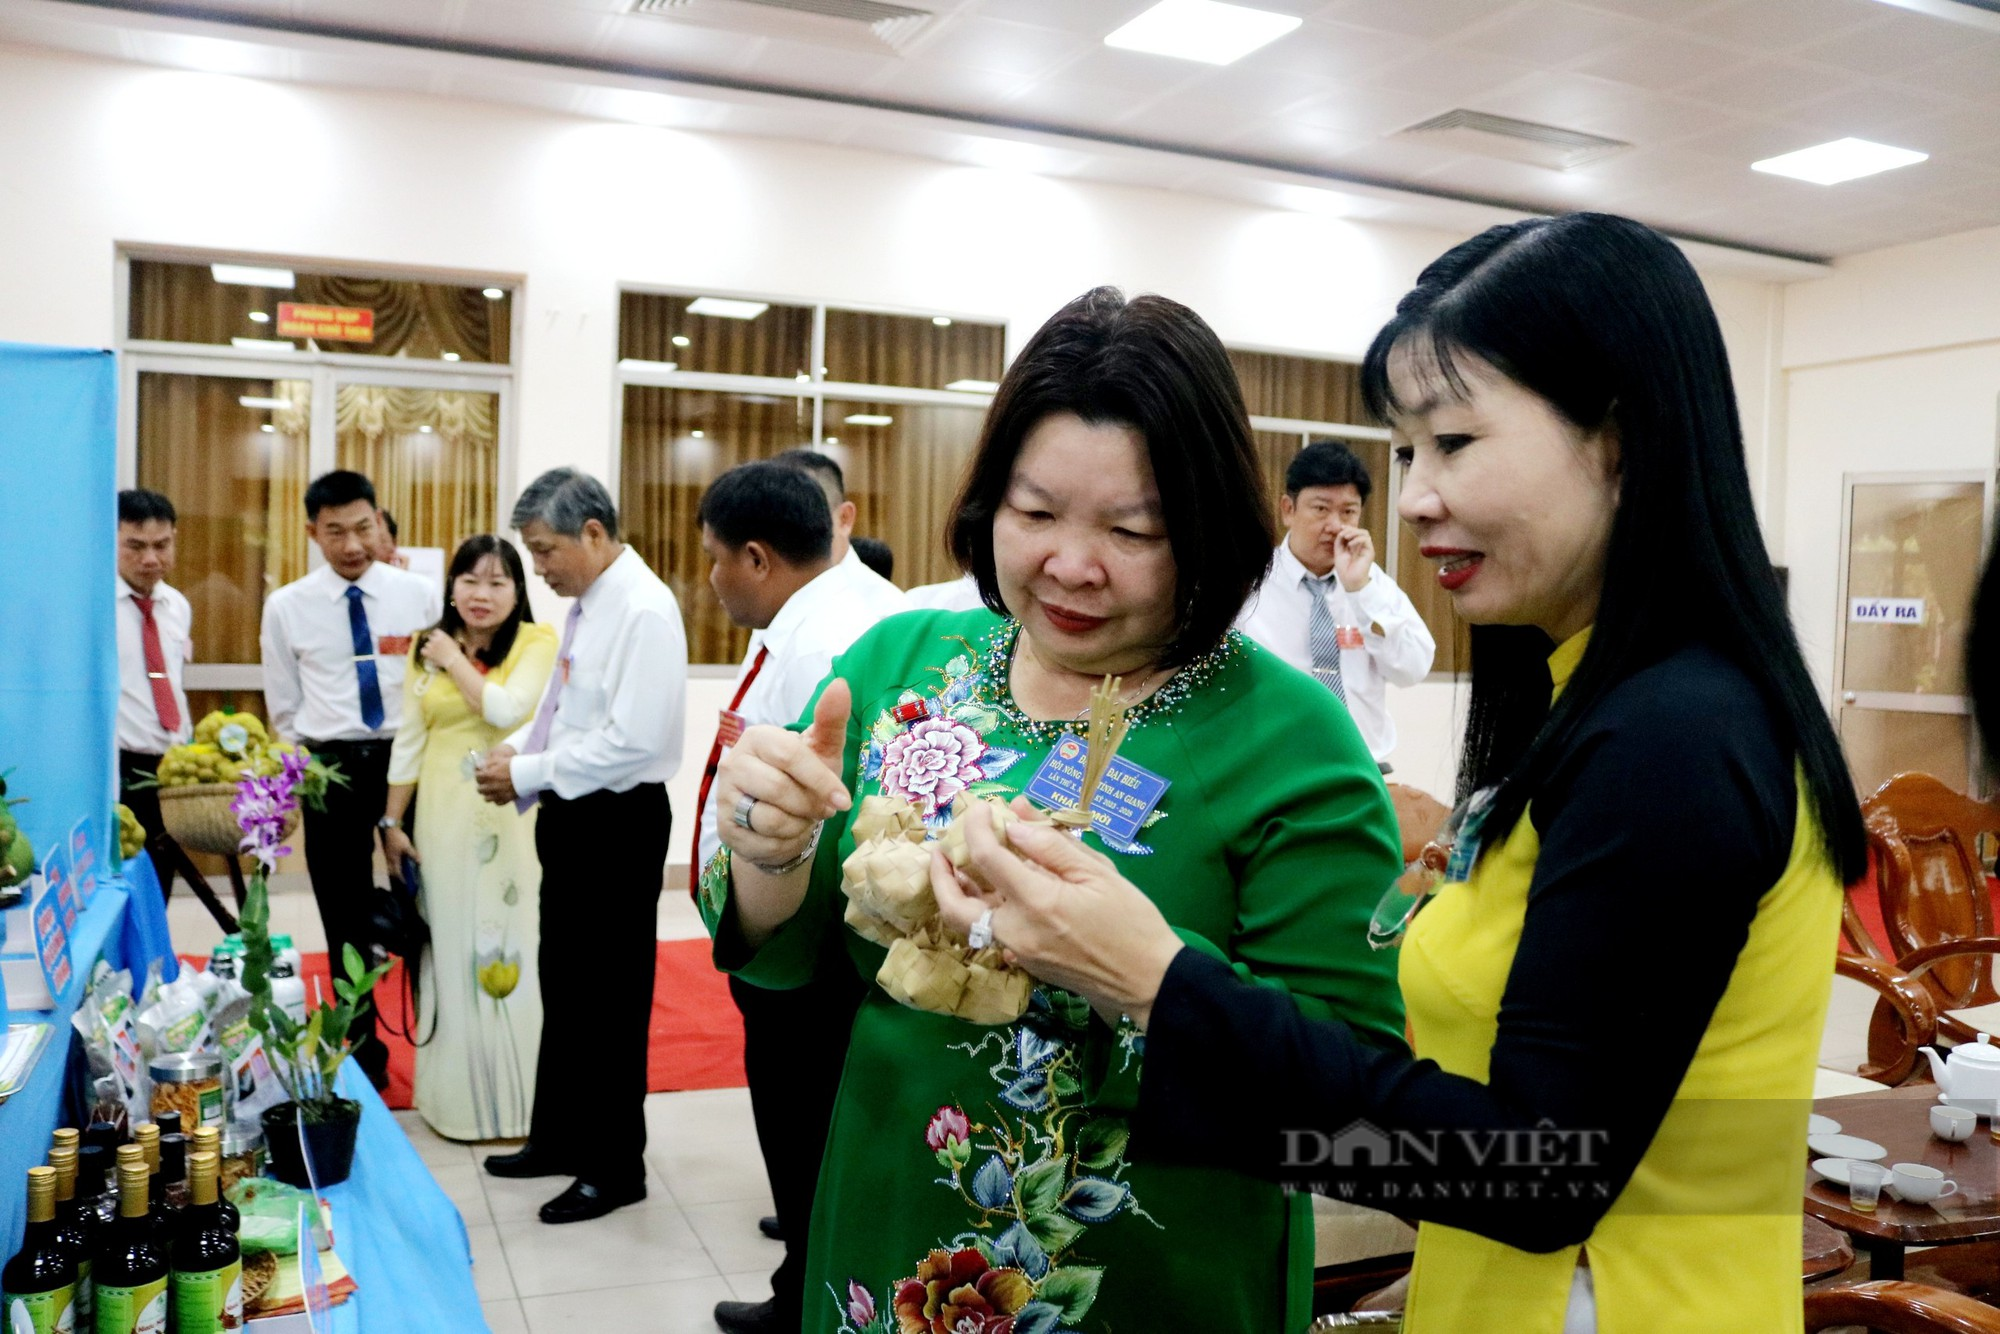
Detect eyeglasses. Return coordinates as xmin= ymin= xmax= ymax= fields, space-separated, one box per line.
xmin=1366 ymin=786 xmax=1497 ymax=951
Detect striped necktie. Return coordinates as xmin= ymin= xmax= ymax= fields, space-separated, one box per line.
xmin=1303 ymin=571 xmax=1347 ymax=705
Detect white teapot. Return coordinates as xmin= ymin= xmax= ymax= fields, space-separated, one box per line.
xmin=1922 ymin=1033 xmax=2000 ymax=1114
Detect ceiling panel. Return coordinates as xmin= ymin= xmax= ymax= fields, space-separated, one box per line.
xmin=8 ymin=0 xmax=2000 ymax=260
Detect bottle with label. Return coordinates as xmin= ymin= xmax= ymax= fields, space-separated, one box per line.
xmin=185 ymin=1131 xmax=239 ymax=1234
xmin=3 ymin=1166 xmax=79 ymax=1334
xmin=268 ymin=936 xmax=306 ymax=1024
xmin=48 ymin=1146 xmax=97 ymax=1327
xmin=94 ymin=1160 xmax=168 ymax=1334
xmin=169 ymin=1153 xmax=241 ymax=1334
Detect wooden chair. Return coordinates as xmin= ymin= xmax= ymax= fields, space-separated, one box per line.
xmin=1385 ymin=783 xmax=1450 ymax=867
xmin=1805 ymin=1281 xmax=2000 ymax=1333
xmin=1837 ymin=951 xmax=1943 ymax=1086
xmin=1863 ymin=774 xmax=2000 ymax=1048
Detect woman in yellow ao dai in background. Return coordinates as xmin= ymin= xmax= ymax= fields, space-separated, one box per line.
xmin=384 ymin=535 xmax=557 ymax=1141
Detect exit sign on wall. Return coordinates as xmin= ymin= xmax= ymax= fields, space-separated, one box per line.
xmin=276 ymin=302 xmax=374 ymax=343
xmin=1850 ymin=597 xmax=1925 ymax=624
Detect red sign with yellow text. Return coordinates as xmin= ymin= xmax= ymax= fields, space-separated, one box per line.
xmin=276 ymin=302 xmax=375 ymax=343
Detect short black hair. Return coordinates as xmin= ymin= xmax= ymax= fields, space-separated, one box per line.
xmin=118 ymin=489 xmax=176 ymax=527
xmin=775 ymin=447 xmax=846 ymax=500
xmin=304 ymin=470 xmax=377 ymax=519
xmin=379 ymin=509 xmax=398 ymax=540
xmin=698 ymin=462 xmax=834 ymax=567
xmin=851 ymin=536 xmax=893 ymax=581
xmin=1286 ymin=440 xmax=1372 ymax=502
xmin=948 ymin=286 xmax=1274 ymax=668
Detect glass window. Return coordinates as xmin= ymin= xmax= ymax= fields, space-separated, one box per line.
xmin=823 ymin=309 xmax=1004 ymax=390
xmin=333 ymin=382 xmax=502 ymax=557
xmin=823 ymin=397 xmax=986 ymax=589
xmin=129 ymin=259 xmax=513 ymax=363
xmin=135 ymin=371 xmax=311 ymax=667
xmin=618 ymin=292 xmax=814 ymax=379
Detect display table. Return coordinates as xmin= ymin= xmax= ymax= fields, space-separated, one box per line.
xmin=2 ymin=863 xmax=484 ymax=1331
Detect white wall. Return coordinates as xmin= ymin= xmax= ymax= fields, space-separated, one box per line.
xmin=1779 ymin=225 xmax=2000 ymax=698
xmin=0 ymin=40 xmax=1806 ymax=812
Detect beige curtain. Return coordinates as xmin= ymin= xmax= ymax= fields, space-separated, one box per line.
xmin=335 ymin=385 xmax=499 ymax=559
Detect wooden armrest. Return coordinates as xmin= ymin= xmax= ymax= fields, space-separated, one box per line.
xmin=1806 ymin=1280 xmax=2000 ymax=1333
xmin=1836 ymin=953 xmax=1941 ymax=1085
xmin=1898 ymin=936 xmax=2000 ymax=983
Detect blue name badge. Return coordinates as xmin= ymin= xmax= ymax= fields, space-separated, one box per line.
xmin=1023 ymin=733 xmax=1171 ymax=847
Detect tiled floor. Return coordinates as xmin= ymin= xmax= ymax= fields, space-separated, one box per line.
xmin=166 ymin=870 xmax=1901 ymax=1333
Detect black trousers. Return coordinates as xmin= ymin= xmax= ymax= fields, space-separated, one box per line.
xmin=732 ymin=960 xmax=863 ymax=1322
xmin=298 ymin=739 xmax=393 ymax=1085
xmin=117 ymin=750 xmax=212 ymax=903
xmin=531 ymin=783 xmax=670 ymax=1187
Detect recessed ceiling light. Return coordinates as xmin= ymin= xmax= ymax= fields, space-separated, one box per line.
xmin=1103 ymin=0 xmax=1301 ymax=65
xmin=844 ymin=414 xmax=894 ymax=426
xmin=825 ymin=436 xmax=838 ymax=445
xmin=932 ymin=316 xmax=953 ymax=327
xmin=440 ymin=351 xmax=460 ymax=361
xmin=238 ymin=396 xmax=291 ymax=410
xmin=945 ymin=379 xmax=1001 ymax=393
xmin=672 ymin=334 xmax=691 ymax=347
xmin=231 ymin=337 xmax=296 ymax=352
xmin=211 ymin=263 xmax=295 ymax=288
xmin=482 ymin=287 xmax=505 ymax=300
xmin=259 ymin=424 xmax=275 ymax=434
xmin=687 ymin=297 xmax=769 ymax=320
xmin=1751 ymin=137 xmax=1928 ymax=185
xmin=246 ymin=311 xmax=271 ymax=324
xmin=691 ymin=430 xmax=705 ymax=439
xmin=418 ymin=424 xmax=434 ymax=434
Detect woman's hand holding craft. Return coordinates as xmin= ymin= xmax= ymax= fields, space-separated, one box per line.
xmin=716 ymin=679 xmax=854 ymax=871
xmin=930 ymin=798 xmax=1184 ymax=1028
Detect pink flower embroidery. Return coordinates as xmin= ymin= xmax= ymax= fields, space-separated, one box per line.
xmin=925 ymin=1105 xmax=970 ymax=1154
xmin=879 ymin=718 xmax=987 ymax=816
xmin=847 ymin=1280 xmax=876 ymax=1328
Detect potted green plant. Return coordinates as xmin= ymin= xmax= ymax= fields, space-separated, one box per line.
xmin=230 ymin=750 xmax=387 ymax=1187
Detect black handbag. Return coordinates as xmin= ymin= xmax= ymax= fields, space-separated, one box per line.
xmin=369 ymin=854 xmax=435 ymax=1047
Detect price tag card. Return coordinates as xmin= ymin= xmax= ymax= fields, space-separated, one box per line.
xmin=69 ymin=818 xmax=98 ymax=907
xmin=42 ymin=844 xmax=75 ymax=933
xmin=32 ymin=891 xmax=72 ymax=1001
xmin=1022 ymin=733 xmax=1171 ymax=847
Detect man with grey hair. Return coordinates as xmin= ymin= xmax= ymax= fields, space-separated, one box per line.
xmin=473 ymin=466 xmax=687 ymax=1224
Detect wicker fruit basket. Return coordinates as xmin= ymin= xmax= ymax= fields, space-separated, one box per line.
xmin=158 ymin=783 xmax=298 ymax=857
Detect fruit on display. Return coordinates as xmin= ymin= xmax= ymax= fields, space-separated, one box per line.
xmin=158 ymin=711 xmax=298 ymax=788
xmin=0 ymin=771 xmax=33 ymax=890
xmin=115 ymin=803 xmax=146 ymax=860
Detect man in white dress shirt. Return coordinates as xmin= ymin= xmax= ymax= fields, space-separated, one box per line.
xmin=473 ymin=468 xmax=687 ymax=1224
xmin=691 ymin=464 xmax=892 ymax=1334
xmin=262 ymin=471 xmax=441 ymax=1087
xmin=1236 ymin=441 xmax=1435 ymax=769
xmin=114 ymin=489 xmax=233 ymax=924
xmin=773 ymin=446 xmax=907 ymax=620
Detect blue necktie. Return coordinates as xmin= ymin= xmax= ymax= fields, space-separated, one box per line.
xmin=1303 ymin=572 xmax=1347 ymax=705
xmin=346 ymin=585 xmax=386 ymax=730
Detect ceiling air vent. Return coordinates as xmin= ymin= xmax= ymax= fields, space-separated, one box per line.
xmin=1396 ymin=109 xmax=1629 ymax=171
xmin=628 ymin=0 xmax=936 ymax=53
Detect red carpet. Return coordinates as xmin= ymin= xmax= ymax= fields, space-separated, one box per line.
xmin=182 ymin=940 xmax=746 ymax=1113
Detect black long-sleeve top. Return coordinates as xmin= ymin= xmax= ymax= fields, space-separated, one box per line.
xmin=1133 ymin=642 xmax=1803 ymax=1252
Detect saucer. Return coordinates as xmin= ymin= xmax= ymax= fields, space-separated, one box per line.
xmin=1811 ymin=1158 xmax=1887 ymax=1189
xmin=1809 ymin=1133 xmax=1888 ymax=1161
xmin=1808 ymin=1114 xmax=1842 ymax=1136
xmin=1938 ymin=1093 xmax=1996 ymax=1118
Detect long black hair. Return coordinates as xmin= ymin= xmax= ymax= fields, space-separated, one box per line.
xmin=1361 ymin=213 xmax=1867 ymax=883
xmin=426 ymin=534 xmax=534 ymax=669
xmin=1972 ymin=538 xmax=2000 ymax=780
xmin=947 ymin=286 xmax=1274 ymax=667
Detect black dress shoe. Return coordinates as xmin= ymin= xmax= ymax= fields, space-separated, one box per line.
xmin=714 ymin=1298 xmax=791 ymax=1334
xmin=757 ymin=1215 xmax=783 ymax=1242
xmin=538 ymin=1179 xmax=646 ymax=1224
xmin=483 ymin=1146 xmax=567 ymax=1179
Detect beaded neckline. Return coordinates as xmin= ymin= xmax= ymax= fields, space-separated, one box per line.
xmin=974 ymin=618 xmax=1243 ymax=744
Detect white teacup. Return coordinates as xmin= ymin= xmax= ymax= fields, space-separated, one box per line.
xmin=1932 ymin=1105 xmax=1979 ymax=1142
xmin=1891 ymin=1162 xmax=1959 ymax=1204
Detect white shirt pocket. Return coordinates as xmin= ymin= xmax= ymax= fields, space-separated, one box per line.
xmin=558 ymin=669 xmax=610 ymax=730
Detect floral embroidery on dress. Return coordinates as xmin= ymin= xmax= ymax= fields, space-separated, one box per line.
xmin=831 ymin=990 xmax=1159 ymax=1334
xmin=860 ymin=637 xmax=1024 ymax=831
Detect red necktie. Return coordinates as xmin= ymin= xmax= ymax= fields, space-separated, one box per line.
xmin=691 ymin=645 xmax=769 ymax=895
xmin=133 ymin=595 xmax=182 ymax=735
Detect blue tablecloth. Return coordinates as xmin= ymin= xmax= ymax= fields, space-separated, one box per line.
xmin=2 ymin=867 xmax=485 ymax=1332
